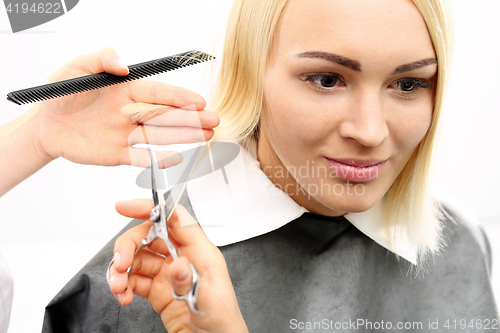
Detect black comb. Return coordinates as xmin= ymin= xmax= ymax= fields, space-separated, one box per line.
xmin=7 ymin=50 xmax=214 ymax=105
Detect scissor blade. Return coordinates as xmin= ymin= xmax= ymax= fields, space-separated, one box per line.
xmin=164 ymin=182 xmax=188 ymax=221
xmin=148 ymin=148 xmax=162 ymax=207
xmin=164 ymin=144 xmax=204 ymax=220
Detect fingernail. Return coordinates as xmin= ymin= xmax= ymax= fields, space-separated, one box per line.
xmin=117 ymin=293 xmax=125 ymax=304
xmin=114 ymin=252 xmax=121 ymax=267
xmin=114 ymin=58 xmax=128 ymax=70
xmin=108 ymin=274 xmax=116 ymax=288
xmin=170 ymin=152 xmax=183 ymax=163
xmin=177 ymin=269 xmax=189 ymax=282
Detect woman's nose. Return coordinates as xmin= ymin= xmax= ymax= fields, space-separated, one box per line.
xmin=337 ymin=90 xmax=389 ymax=147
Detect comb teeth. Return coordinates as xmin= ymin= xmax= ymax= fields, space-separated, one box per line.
xmin=7 ymin=50 xmax=215 ymax=105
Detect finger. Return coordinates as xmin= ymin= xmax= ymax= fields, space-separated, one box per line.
xmin=108 ymin=265 xmax=129 ymax=295
xmin=109 ymin=250 xmax=165 ymax=299
xmin=69 ymin=47 xmax=129 ymax=76
xmin=144 ymin=109 xmax=219 ymax=129
xmin=121 ymin=102 xmax=219 ymax=129
xmin=44 ymin=47 xmax=129 ymax=84
xmin=128 ymin=80 xmax=206 ymax=110
xmin=113 ymin=221 xmax=154 ymax=273
xmin=115 ymin=199 xmax=154 ymax=220
xmin=148 ymin=263 xmax=177 ymax=314
xmin=168 ymin=257 xmax=193 ymax=298
xmin=107 ymin=259 xmax=136 ymax=306
xmin=128 ymin=273 xmax=154 ymax=299
xmin=147 ymin=238 xmax=175 ymax=260
xmin=122 ymin=148 xmax=184 ymax=168
xmin=115 ymin=286 xmax=135 ymax=306
xmin=127 ymin=125 xmax=213 ymax=146
xmin=130 ymin=247 xmax=170 ymax=277
xmin=168 ymin=205 xmax=213 ymax=248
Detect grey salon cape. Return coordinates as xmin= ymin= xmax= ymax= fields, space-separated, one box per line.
xmin=41 ymin=194 xmax=498 ymax=332
xmin=42 ymin=142 xmax=499 ymax=332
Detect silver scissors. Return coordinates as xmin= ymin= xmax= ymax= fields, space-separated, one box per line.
xmin=108 ymin=144 xmax=204 ymax=315
xmin=143 ymin=145 xmax=204 ymax=315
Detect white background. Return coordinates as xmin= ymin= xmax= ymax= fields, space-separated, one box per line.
xmin=0 ymin=0 xmax=499 ymax=332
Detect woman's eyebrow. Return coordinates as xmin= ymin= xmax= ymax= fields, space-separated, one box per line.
xmin=294 ymin=52 xmax=437 ymax=76
xmin=392 ymin=58 xmax=437 ymax=74
xmin=294 ymin=51 xmax=361 ymax=72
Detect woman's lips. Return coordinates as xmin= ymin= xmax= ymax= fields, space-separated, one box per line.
xmin=324 ymin=157 xmax=387 ymax=182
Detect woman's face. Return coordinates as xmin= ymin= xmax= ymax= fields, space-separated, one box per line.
xmin=259 ymin=0 xmax=437 ymax=215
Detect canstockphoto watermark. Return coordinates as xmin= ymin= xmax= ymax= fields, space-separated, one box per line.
xmin=3 ymin=0 xmax=79 ymax=33
xmin=290 ymin=318 xmax=499 ymax=331
xmin=290 ymin=318 xmax=423 ymax=331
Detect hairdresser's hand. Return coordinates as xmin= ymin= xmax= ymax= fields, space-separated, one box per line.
xmin=31 ymin=47 xmax=219 ymax=167
xmin=108 ymin=199 xmax=248 ymax=333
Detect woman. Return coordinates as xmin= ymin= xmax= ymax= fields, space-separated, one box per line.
xmin=44 ymin=0 xmax=498 ymax=332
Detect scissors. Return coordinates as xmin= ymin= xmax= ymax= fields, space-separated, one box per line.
xmin=108 ymin=144 xmax=204 ymax=315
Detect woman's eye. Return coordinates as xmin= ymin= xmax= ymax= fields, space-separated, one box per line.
xmin=388 ymin=78 xmax=433 ymax=99
xmin=393 ymin=78 xmax=432 ymax=92
xmin=400 ymin=80 xmax=416 ymax=91
xmin=299 ymin=73 xmax=344 ymax=92
xmin=317 ymin=75 xmax=338 ymax=87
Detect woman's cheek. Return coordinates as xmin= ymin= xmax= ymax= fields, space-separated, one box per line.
xmin=391 ymin=104 xmax=432 ymax=154
xmin=264 ymin=72 xmax=343 ymax=147
xmin=274 ymin=102 xmax=325 ymax=149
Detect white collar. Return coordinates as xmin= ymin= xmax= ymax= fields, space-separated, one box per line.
xmin=187 ymin=143 xmax=417 ymax=265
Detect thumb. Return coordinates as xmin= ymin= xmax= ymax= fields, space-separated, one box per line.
xmin=168 ymin=205 xmax=211 ymax=248
xmin=44 ymin=47 xmax=130 ymax=84
xmin=115 ymin=199 xmax=153 ymax=220
xmin=168 ymin=256 xmax=193 ymax=298
xmin=69 ymin=46 xmax=129 ymax=76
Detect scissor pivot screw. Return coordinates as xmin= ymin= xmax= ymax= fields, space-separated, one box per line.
xmin=150 ymin=207 xmax=160 ymax=222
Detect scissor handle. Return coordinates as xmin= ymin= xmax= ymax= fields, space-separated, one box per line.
xmin=132 ymin=205 xmax=205 ymax=315
xmin=154 ymin=203 xmax=180 ymax=261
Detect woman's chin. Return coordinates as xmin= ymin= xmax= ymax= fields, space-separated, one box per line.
xmin=309 ymin=191 xmax=382 ymax=216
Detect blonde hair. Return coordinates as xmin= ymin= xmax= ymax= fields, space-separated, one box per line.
xmin=210 ymin=0 xmax=454 ymax=267
xmin=209 ymin=0 xmax=289 ymax=144
xmin=386 ymin=0 xmax=454 ymax=267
